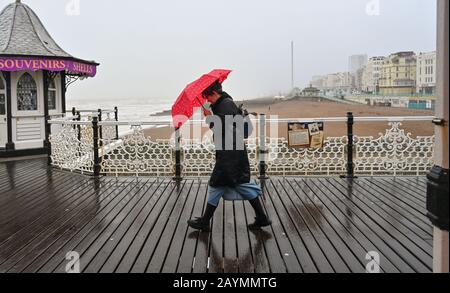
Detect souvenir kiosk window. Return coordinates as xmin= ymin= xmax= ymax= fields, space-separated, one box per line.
xmin=48 ymin=79 xmax=57 ymax=111
xmin=0 ymin=76 xmax=5 ymax=115
xmin=17 ymin=73 xmax=38 ymax=111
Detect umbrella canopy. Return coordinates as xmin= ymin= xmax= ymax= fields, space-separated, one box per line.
xmin=172 ymin=69 xmax=232 ymax=128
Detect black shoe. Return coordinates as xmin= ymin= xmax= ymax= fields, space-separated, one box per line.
xmin=187 ymin=217 xmax=211 ymax=232
xmin=248 ymin=216 xmax=272 ymax=230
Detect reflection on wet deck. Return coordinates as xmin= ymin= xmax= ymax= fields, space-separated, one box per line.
xmin=0 ymin=158 xmax=432 ymax=273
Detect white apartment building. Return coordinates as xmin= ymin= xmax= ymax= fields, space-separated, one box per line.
xmin=310 ymin=72 xmax=353 ymax=92
xmin=349 ymin=54 xmax=368 ymax=74
xmin=362 ymin=56 xmax=387 ymax=93
xmin=416 ymin=51 xmax=437 ymax=94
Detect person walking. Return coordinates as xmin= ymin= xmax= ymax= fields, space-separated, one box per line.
xmin=187 ymin=81 xmax=272 ymax=232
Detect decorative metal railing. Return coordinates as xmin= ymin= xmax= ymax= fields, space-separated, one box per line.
xmin=48 ymin=114 xmax=436 ymax=177
xmin=50 ymin=123 xmax=95 ymax=173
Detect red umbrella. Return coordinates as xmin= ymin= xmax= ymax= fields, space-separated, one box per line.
xmin=172 ymin=69 xmax=232 ymax=128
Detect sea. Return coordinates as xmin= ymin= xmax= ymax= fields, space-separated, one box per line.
xmin=67 ymin=98 xmax=173 ymax=135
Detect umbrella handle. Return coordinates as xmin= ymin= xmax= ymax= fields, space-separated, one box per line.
xmin=196 ymin=96 xmax=207 ymax=110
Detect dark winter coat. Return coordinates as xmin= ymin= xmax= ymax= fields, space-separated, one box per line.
xmin=208 ymin=92 xmax=251 ymax=187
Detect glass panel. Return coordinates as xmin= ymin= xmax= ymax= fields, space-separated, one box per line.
xmin=0 ymin=94 xmax=5 ymax=115
xmin=0 ymin=77 xmax=4 ymax=90
xmin=48 ymin=89 xmax=56 ymax=110
xmin=49 ymin=79 xmax=56 ymax=89
xmin=17 ymin=73 xmax=38 ymax=111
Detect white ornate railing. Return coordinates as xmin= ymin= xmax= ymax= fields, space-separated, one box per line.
xmin=101 ymin=125 xmax=174 ymax=176
xmin=48 ymin=116 xmax=435 ymax=177
xmin=50 ymin=124 xmax=94 ymax=173
xmin=354 ymin=122 xmax=435 ymax=176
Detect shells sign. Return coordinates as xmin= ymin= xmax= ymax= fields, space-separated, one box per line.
xmin=0 ymin=57 xmax=98 ymax=77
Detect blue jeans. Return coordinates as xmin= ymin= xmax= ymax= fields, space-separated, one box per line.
xmin=207 ymin=180 xmax=262 ymax=207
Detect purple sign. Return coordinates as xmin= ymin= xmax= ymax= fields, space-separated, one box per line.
xmin=0 ymin=57 xmax=97 ymax=77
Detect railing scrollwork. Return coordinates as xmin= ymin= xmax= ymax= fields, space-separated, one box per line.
xmin=48 ymin=115 xmax=436 ymax=177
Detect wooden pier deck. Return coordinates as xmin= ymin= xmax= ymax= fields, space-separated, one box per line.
xmin=0 ymin=158 xmax=432 ymax=273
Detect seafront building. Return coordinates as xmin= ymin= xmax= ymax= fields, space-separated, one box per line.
xmin=416 ymin=51 xmax=437 ymax=95
xmin=361 ymin=56 xmax=387 ymax=94
xmin=378 ymin=51 xmax=417 ymax=95
xmin=348 ymin=54 xmax=368 ymax=75
xmin=310 ymin=72 xmax=353 ymax=96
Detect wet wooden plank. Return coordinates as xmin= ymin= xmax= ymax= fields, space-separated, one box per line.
xmin=2 ymin=178 xmax=118 ymax=272
xmin=36 ymin=179 xmax=145 ymax=273
xmin=280 ymin=179 xmax=348 ymax=273
xmin=234 ymin=200 xmax=255 ymax=273
xmin=208 ymin=200 xmax=224 ymax=273
xmin=176 ymin=179 xmax=208 ymax=273
xmin=129 ymin=180 xmax=192 ymax=273
xmin=0 ymin=158 xmax=433 ymax=274
xmin=191 ymin=185 xmax=212 ymax=274
xmin=19 ymin=179 xmax=132 ymax=273
xmin=98 ymin=180 xmax=172 ymax=273
xmin=148 ymin=181 xmax=200 ymax=273
xmin=0 ymin=169 xmax=59 ymax=207
xmin=0 ymin=170 xmax=77 ymax=222
xmin=0 ymin=159 xmax=58 ymax=189
xmin=378 ymin=177 xmax=426 ymax=203
xmin=0 ymin=170 xmax=86 ymax=212
xmin=52 ymin=179 xmax=154 ymax=273
xmin=0 ymin=161 xmax=62 ymax=201
xmin=314 ymin=178 xmax=417 ymax=273
xmin=399 ymin=177 xmax=428 ymax=190
xmin=267 ymin=179 xmax=318 ymax=273
xmin=0 ymin=159 xmax=47 ymax=193
xmin=0 ymin=176 xmax=113 ymax=263
xmin=243 ymin=201 xmax=271 ymax=273
xmin=293 ymin=178 xmax=367 ymax=273
xmin=265 ymin=181 xmax=303 ymax=273
xmin=288 ymin=178 xmax=359 ymax=272
xmin=332 ymin=178 xmax=432 ymax=253
xmin=83 ymin=180 xmax=164 ymax=273
xmin=361 ymin=178 xmax=428 ymax=218
xmin=268 ymin=179 xmax=329 ymax=273
xmin=325 ymin=178 xmax=432 ymax=272
xmin=368 ymin=178 xmax=427 ymax=212
xmin=114 ymin=180 xmax=179 ymax=273
xmin=258 ymin=181 xmax=294 ymax=273
xmin=223 ymin=200 xmax=238 ymax=273
xmin=353 ymin=179 xmax=432 ymax=237
xmin=0 ymin=173 xmax=98 ymax=240
xmin=305 ymin=178 xmax=400 ymax=273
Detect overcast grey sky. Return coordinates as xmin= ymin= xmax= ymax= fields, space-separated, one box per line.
xmin=1 ymin=0 xmax=437 ymax=101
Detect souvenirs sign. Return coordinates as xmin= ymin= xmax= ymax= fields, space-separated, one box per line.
xmin=0 ymin=57 xmax=97 ymax=77
xmin=288 ymin=122 xmax=324 ymax=148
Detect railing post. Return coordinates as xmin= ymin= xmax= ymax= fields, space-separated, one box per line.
xmin=98 ymin=109 xmax=103 ymax=147
xmin=76 ymin=111 xmax=81 ymax=142
xmin=173 ymin=128 xmax=182 ymax=181
xmin=341 ymin=112 xmax=357 ymax=179
xmin=45 ymin=117 xmax=52 ymax=166
xmin=258 ymin=114 xmax=269 ymax=179
xmin=92 ymin=116 xmax=101 ymax=177
xmin=71 ymin=107 xmax=77 ymax=131
xmin=114 ymin=106 xmax=119 ymax=140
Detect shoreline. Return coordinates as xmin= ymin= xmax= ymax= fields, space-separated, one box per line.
xmin=144 ymin=98 xmax=434 ymax=140
xmin=149 ymin=96 xmax=282 ymax=117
